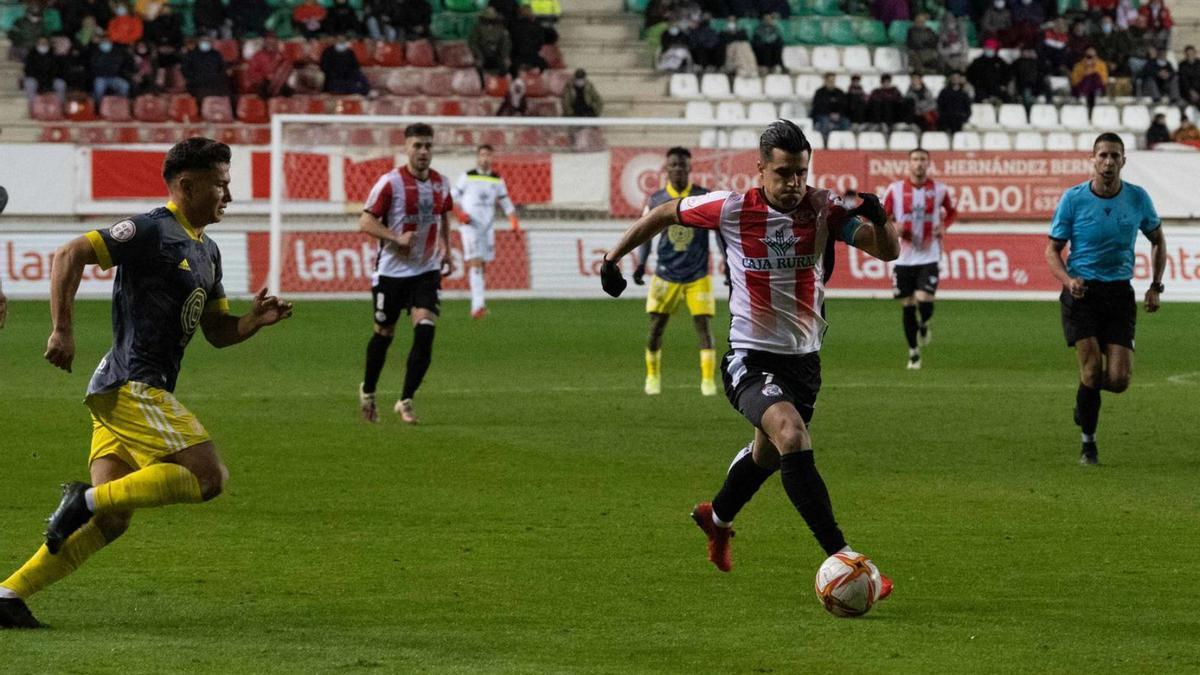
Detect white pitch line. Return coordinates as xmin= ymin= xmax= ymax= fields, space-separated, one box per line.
xmin=1166 ymin=372 xmax=1200 ymax=386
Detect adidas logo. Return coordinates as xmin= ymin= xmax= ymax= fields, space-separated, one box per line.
xmin=178 ymin=259 xmax=191 ymax=271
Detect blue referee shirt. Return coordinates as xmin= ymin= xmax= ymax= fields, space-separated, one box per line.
xmin=1049 ymin=180 xmax=1161 ymax=282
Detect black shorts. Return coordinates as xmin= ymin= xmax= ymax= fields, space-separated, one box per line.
xmin=372 ymin=271 xmax=441 ymax=326
xmin=892 ymin=263 xmax=940 ymax=298
xmin=1060 ymin=280 xmax=1136 ymax=350
xmin=721 ymin=349 xmax=821 ymax=429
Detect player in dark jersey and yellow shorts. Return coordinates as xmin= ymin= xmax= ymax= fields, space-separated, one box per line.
xmin=0 ymin=138 xmax=293 ymax=628
xmin=633 ymin=147 xmax=720 ymax=396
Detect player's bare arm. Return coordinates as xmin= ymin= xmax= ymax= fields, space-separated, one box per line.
xmin=44 ymin=235 xmax=101 ymax=372
xmin=849 ymin=193 xmax=900 ymax=261
xmin=438 ymin=211 xmax=455 ymax=277
xmin=200 ymin=287 xmax=294 ymax=348
xmin=600 ymin=200 xmax=680 ymax=297
xmin=0 ymin=289 xmax=7 ymax=329
xmin=358 ymin=211 xmax=412 ymax=253
xmin=1144 ymin=226 xmax=1166 ymax=313
xmin=1045 ymin=238 xmax=1085 ymax=298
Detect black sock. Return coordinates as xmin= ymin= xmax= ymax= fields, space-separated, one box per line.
xmin=918 ymin=301 xmax=934 ymax=327
xmin=902 ymin=305 xmax=919 ymax=349
xmin=362 ymin=333 xmax=394 ymax=394
xmin=711 ymin=443 xmax=777 ymax=524
xmin=1076 ymin=383 xmax=1101 ymax=436
xmin=780 ymin=450 xmax=846 ymax=556
xmin=401 ymin=322 xmax=436 ymax=400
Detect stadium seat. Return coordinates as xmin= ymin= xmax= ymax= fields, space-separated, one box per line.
xmin=419 ymin=68 xmax=455 ymax=96
xmin=39 ymin=126 xmax=71 ymax=142
xmin=483 ymin=74 xmax=509 ymax=97
xmin=267 ymin=96 xmax=303 ymax=116
xmin=99 ymin=96 xmax=132 ymax=122
xmin=528 ymin=98 xmax=562 ymax=116
xmin=450 ymin=68 xmax=483 ymax=96
xmin=1118 ymin=132 xmax=1138 ymax=151
xmin=698 ymin=129 xmax=729 ymax=148
xmin=791 ymin=18 xmax=823 ymax=44
xmin=858 ymin=131 xmax=887 ymax=150
xmin=827 ymin=130 xmax=856 ymax=149
xmin=920 ymin=131 xmax=950 ymax=150
xmin=842 ymin=46 xmax=874 ymax=73
xmin=887 ymin=130 xmax=919 ymax=150
xmin=794 ymin=74 xmax=823 ymax=99
xmin=1090 ymin=105 xmax=1121 ymax=131
xmin=715 ymin=101 xmax=746 ymax=121
xmin=729 ymin=128 xmax=759 ymax=148
xmin=405 ymin=39 xmax=437 ymax=67
xmin=544 ymin=69 xmax=572 ymax=96
xmin=872 ymin=46 xmax=903 ymax=74
xmin=132 ymin=94 xmax=168 ymax=122
xmin=79 ymin=127 xmax=111 ymax=144
xmin=982 ymin=131 xmax=1012 ymax=150
xmin=1014 ymin=131 xmax=1045 ymax=150
xmin=824 ymin=18 xmax=857 ymax=45
xmin=373 ymin=41 xmax=405 ymax=67
xmin=1029 ymin=104 xmax=1059 ymax=130
xmin=436 ymin=41 xmax=474 ymax=68
xmin=810 ymin=46 xmax=839 ymax=72
xmin=236 ymin=94 xmax=269 ymax=123
xmin=1046 ymin=131 xmax=1075 ymax=150
xmin=1075 ymin=131 xmax=1096 ymax=151
xmin=386 ymin=69 xmax=425 ymax=95
xmin=369 ymin=96 xmax=406 ymax=116
xmin=114 ymin=126 xmax=141 ymax=143
xmin=214 ymin=39 xmax=240 ymax=64
xmin=923 ymin=74 xmax=945 ymax=97
xmin=806 ymin=129 xmax=824 ymax=149
xmin=280 ymin=40 xmax=306 ymax=63
xmin=747 ymin=101 xmax=777 ymax=122
xmin=857 ymin=19 xmax=889 ymax=46
xmin=887 ymin=20 xmax=911 ymax=45
xmin=997 ymin=104 xmax=1027 ymax=130
xmin=30 ymin=94 xmax=64 ymax=121
xmin=700 ymin=73 xmax=733 ymax=99
xmin=1120 ymin=104 xmax=1151 ymax=132
xmin=1059 ymin=104 xmax=1091 ymax=131
xmin=779 ymin=101 xmax=807 ymax=121
xmin=350 ymin=40 xmax=373 ymax=66
xmin=782 ymin=45 xmax=810 ymax=72
xmin=539 ymin=43 xmax=565 ymax=69
xmin=859 ymin=74 xmax=881 ymax=93
xmin=670 ymin=73 xmax=700 ymax=98
xmin=763 ymin=74 xmax=793 ymax=99
xmin=733 ymin=76 xmax=763 ymax=99
xmin=1152 ymin=105 xmax=1181 ymax=131
xmin=685 ymin=100 xmax=715 ymax=121
xmin=200 ymin=96 xmax=234 ymax=123
xmin=522 ymin=70 xmax=549 ymax=98
xmin=890 ymin=74 xmax=910 ymax=92
xmin=65 ymin=97 xmax=97 ymax=122
xmin=332 ymin=96 xmax=365 ymax=114
xmin=951 ymin=131 xmax=981 ymax=150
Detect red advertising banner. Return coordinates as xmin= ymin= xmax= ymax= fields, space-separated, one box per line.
xmin=92 ymin=149 xmax=169 ymax=199
xmin=609 ymin=147 xmax=763 ymax=218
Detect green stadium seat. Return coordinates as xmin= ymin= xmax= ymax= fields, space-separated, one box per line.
xmin=787 ymin=0 xmax=809 ymax=16
xmin=824 ymin=18 xmax=857 ymax=45
xmin=643 ymin=21 xmax=667 ymax=51
xmin=0 ymin=4 xmax=26 ymax=32
xmin=1057 ymin=0 xmax=1082 ymax=12
xmin=794 ymin=19 xmax=823 ymax=44
xmin=888 ymin=19 xmax=910 ymax=44
xmin=264 ymin=6 xmax=296 ymax=37
xmin=855 ymin=18 xmax=887 ymax=45
xmin=812 ymin=0 xmax=840 ymax=16
xmin=736 ymin=17 xmax=759 ymax=36
xmin=625 ymin=0 xmax=648 ymax=12
xmin=431 ymin=12 xmax=460 ymax=39
xmin=443 ymin=0 xmax=481 ymax=12
xmin=964 ymin=20 xmax=978 ymax=47
xmin=776 ymin=19 xmax=796 ymax=44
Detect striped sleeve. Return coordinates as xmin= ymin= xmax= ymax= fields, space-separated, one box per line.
xmin=363 ymin=173 xmax=393 ymax=220
xmin=677 ymin=191 xmax=730 ymax=230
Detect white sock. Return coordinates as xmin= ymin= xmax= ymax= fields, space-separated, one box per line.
xmin=908 ymin=348 xmax=920 ymax=358
xmin=85 ymin=487 xmax=97 ymax=512
xmin=1082 ymin=433 xmax=1095 ymax=443
xmin=712 ymin=510 xmax=732 ymax=528
xmin=0 ymin=586 xmax=19 ymax=599
xmin=469 ymin=267 xmax=485 ymax=312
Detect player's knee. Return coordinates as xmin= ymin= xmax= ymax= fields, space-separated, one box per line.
xmin=1080 ymin=364 xmax=1103 ymax=388
xmin=94 ymin=511 xmax=132 ymax=541
xmin=197 ymin=463 xmax=228 ymax=501
xmin=772 ymin=423 xmax=809 ymax=454
xmin=1107 ymin=374 xmax=1131 ymax=393
xmin=374 ymin=324 xmax=395 ymax=338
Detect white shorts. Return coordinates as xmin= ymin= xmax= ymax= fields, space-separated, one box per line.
xmin=460 ymin=225 xmax=495 ymax=263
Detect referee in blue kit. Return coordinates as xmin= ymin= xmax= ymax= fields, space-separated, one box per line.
xmin=1044 ymin=132 xmax=1167 ymax=466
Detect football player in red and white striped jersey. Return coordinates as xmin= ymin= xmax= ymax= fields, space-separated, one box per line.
xmin=599 ymin=121 xmax=900 ymax=596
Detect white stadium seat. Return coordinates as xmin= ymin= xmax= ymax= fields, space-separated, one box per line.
xmin=1048 ymin=75 xmax=1070 ymax=95
xmin=920 ymin=131 xmax=950 ymax=150
xmin=1090 ymin=105 xmax=1121 ymax=131
xmin=998 ymin=48 xmax=1019 ymax=63
xmin=888 ymin=130 xmax=920 ymax=151
xmin=1059 ymin=104 xmax=1091 ymax=131
xmin=998 ymin=104 xmax=1027 ymax=130
xmin=970 ymin=103 xmax=1000 ymax=130
xmin=859 ymin=74 xmax=881 ymax=93
xmin=764 ymin=74 xmax=793 ymax=99
xmin=1076 ymin=131 xmax=1096 ymax=151
xmin=733 ymin=76 xmax=763 ymax=99
xmin=782 ymin=45 xmax=810 ymax=72
xmin=669 ymin=73 xmax=700 ymax=99
xmin=729 ymin=128 xmax=759 ymax=148
xmin=1119 ymin=132 xmax=1138 ymax=151
xmin=827 ymin=130 xmax=857 ymax=149
xmin=794 ymin=116 xmax=815 ymax=136
xmin=951 ymin=131 xmax=982 ymax=150
xmin=923 ymin=74 xmax=945 ymax=97
xmin=834 ymin=74 xmax=851 ymax=90
xmin=779 ymin=101 xmax=807 ymax=121
xmin=684 ymin=100 xmax=714 ymax=121
xmin=811 ymin=46 xmax=840 ymax=72
xmin=1152 ymin=105 xmax=1181 ymax=131
xmin=699 ymin=129 xmax=729 ymax=148
xmin=795 ymin=74 xmax=823 ymax=100
xmin=807 ymin=130 xmax=825 ymax=149
xmin=1029 ymin=104 xmax=1059 ymax=130
xmin=1045 ymin=131 xmax=1075 ymax=150
xmin=982 ymin=131 xmax=1012 ymax=150
xmin=890 ymin=74 xmax=910 ymax=92
xmin=967 ymin=47 xmax=983 ymax=63
xmin=1188 ymin=105 xmax=1199 ymax=124
xmin=873 ymin=46 xmax=903 ymax=73
xmin=1014 ymin=131 xmax=1045 ymax=150
xmin=746 ymin=101 xmax=777 ymax=122
xmin=842 ymin=46 xmax=874 ymax=73
xmin=715 ymin=101 xmax=746 ymax=121
xmin=700 ymin=73 xmax=733 ymax=99
xmin=1121 ymin=104 xmax=1151 ymax=132
xmin=858 ymin=131 xmax=887 ymax=150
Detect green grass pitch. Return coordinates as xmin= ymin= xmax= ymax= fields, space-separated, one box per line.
xmin=1 ymin=298 xmax=1199 ymax=673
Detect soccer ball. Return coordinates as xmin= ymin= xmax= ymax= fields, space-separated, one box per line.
xmin=814 ymin=551 xmax=882 ymax=618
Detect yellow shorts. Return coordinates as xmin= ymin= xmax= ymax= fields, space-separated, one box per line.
xmin=646 ymin=275 xmax=716 ymax=317
xmin=86 ymin=382 xmax=211 ymax=468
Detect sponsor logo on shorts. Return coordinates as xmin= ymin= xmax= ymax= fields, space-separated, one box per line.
xmin=110 ymin=220 xmax=136 ymax=242
xmin=375 ymin=311 xmax=388 ymax=323
xmin=762 ymin=383 xmax=783 ymax=397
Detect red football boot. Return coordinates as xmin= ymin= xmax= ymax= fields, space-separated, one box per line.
xmin=690 ymin=502 xmax=734 ymax=572
xmin=877 ymin=574 xmax=894 ymax=601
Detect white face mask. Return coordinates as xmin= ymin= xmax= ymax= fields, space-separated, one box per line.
xmin=99 ymin=41 xmax=113 ymax=52
xmin=115 ymin=5 xmax=128 ymax=15
xmin=993 ymin=0 xmax=1004 ymax=7
xmin=36 ymin=44 xmax=50 ymax=54
xmin=984 ymin=49 xmax=996 ymax=57
xmin=1102 ymin=22 xmax=1113 ymax=33
xmin=335 ymin=42 xmax=349 ymax=51
xmin=198 ymin=40 xmax=212 ymax=51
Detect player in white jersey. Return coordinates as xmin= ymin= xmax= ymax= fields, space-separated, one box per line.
xmin=599 ymin=121 xmax=901 ymax=597
xmin=881 ymin=148 xmax=957 ymax=369
xmin=356 ymin=123 xmax=455 ymax=424
xmin=451 ymin=144 xmax=520 ymax=320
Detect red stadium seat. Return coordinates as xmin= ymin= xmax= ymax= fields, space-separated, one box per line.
xmin=65 ymin=97 xmax=97 ymax=121
xmin=384 ymin=69 xmax=423 ymax=96
xmin=438 ymin=98 xmax=463 ymax=116
xmin=387 ymin=128 xmax=407 ymax=145
xmin=302 ymin=95 xmax=329 ymax=114
xmin=115 ymin=126 xmax=140 ymax=143
xmin=39 ymin=125 xmax=71 ymax=142
xmin=133 ymin=94 xmax=168 ymax=122
xmin=239 ymin=127 xmax=271 ymax=145
xmin=403 ymin=99 xmax=435 ymax=116
xmin=214 ymin=38 xmax=241 ymax=64
xmin=528 ymin=98 xmax=562 ymax=117
xmin=268 ymin=96 xmax=302 ymax=116
xmin=450 ymin=128 xmax=476 ymax=146
xmin=30 ymin=93 xmax=64 ymax=121
xmin=373 ymin=41 xmax=404 ymax=67
xmin=79 ymin=127 xmax=111 ymax=144
xmin=147 ymin=126 xmax=182 ymax=143
xmin=483 ymin=74 xmax=509 ymax=98
xmin=513 ymin=127 xmax=546 ymax=147
xmin=405 ymin=39 xmax=436 ymax=67
xmin=368 ymin=96 xmax=406 ymax=116
xmin=234 ymin=65 xmax=255 ymax=94
xmin=168 ymin=94 xmax=199 ymax=122
xmin=364 ymin=67 xmax=390 ymax=90
xmin=332 ymin=96 xmax=365 ymax=114
xmin=350 ymin=40 xmax=372 ymax=66
xmin=348 ymin=127 xmax=377 ymax=145
xmin=236 ymin=94 xmax=269 ymax=123
xmin=281 ymin=39 xmax=306 ymax=63
xmin=450 ymin=68 xmax=482 ymax=96
xmin=539 ymin=43 xmax=565 ymax=69
xmin=479 ymin=128 xmax=507 ymax=147
xmin=461 ymin=98 xmax=497 ymax=116
xmin=419 ymin=68 xmax=453 ymax=96
xmin=543 ymin=69 xmax=572 ymax=97
xmin=435 ymin=41 xmax=474 ymax=68
xmin=521 ymin=71 xmax=548 ymax=98
xmin=201 ymin=96 xmax=234 ymax=123
xmin=99 ymin=95 xmax=132 ymax=122
xmin=215 ymin=126 xmax=240 ymax=145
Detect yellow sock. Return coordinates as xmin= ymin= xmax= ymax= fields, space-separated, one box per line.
xmin=646 ymin=349 xmax=661 ymax=378
xmin=1 ymin=522 xmax=107 ymax=599
xmin=93 ymin=463 xmax=203 ymax=513
xmin=700 ymin=349 xmax=716 ymax=382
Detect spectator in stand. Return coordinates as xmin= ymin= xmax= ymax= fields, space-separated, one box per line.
xmin=1173 ymin=119 xmax=1200 ymax=143
xmin=562 ymin=68 xmax=603 ymax=116
xmin=1137 ymin=0 xmax=1171 ymax=51
xmin=61 ymin=42 xmax=91 ymax=95
xmin=8 ymin=5 xmax=48 ymax=60
xmin=720 ymin=17 xmax=757 ymax=78
xmin=134 ymin=0 xmax=166 ymax=22
xmin=937 ymin=71 xmax=972 ymax=132
xmin=845 ymin=74 xmax=867 ymax=124
xmin=1093 ymin=14 xmax=1132 ymax=75
xmin=688 ymin=13 xmax=723 ymax=72
xmin=192 ymin=0 xmax=230 ymax=39
xmin=811 ymin=72 xmax=850 ymax=139
xmin=107 ymin=3 xmax=144 ymax=45
xmin=1041 ymin=17 xmax=1069 ymax=74
xmin=510 ymin=5 xmax=549 ymax=72
xmin=907 ymin=13 xmax=940 ymax=74
xmin=872 ymin=0 xmax=908 ymax=27
xmin=529 ymin=0 xmax=561 ymax=25
xmin=293 ymin=0 xmax=327 ymax=38
xmin=181 ymin=37 xmax=232 ymax=102
xmin=1013 ymin=45 xmax=1049 ymax=111
xmin=757 ymin=0 xmax=789 ymax=19
xmin=979 ymin=0 xmax=1011 ymax=46
xmin=1010 ymin=0 xmax=1044 ymax=48
xmin=866 ymin=73 xmax=904 ymax=131
xmin=905 ymin=72 xmax=938 ymax=129
xmin=1145 ymin=112 xmax=1170 ymax=146
xmin=1135 ymin=45 xmax=1179 ymax=102
xmin=497 ymin=67 xmax=528 ymax=116
xmin=396 ymin=0 xmax=432 ymax=40
xmin=938 ymin=14 xmax=969 ymax=73
xmin=1125 ymin=14 xmax=1153 ymax=79
xmin=129 ymin=41 xmax=157 ymax=95
xmin=144 ymin=3 xmax=182 ymax=46
xmin=658 ymin=25 xmax=693 ymax=72
xmin=153 ymin=42 xmax=185 ymax=92
xmin=968 ymin=39 xmax=1013 ymax=102
xmin=320 ymin=34 xmax=369 ymax=94
xmin=1086 ymin=0 xmax=1116 ymax=16
xmin=364 ymin=0 xmax=400 ymax=42
xmin=289 ymin=58 xmax=325 ymax=93
xmin=1070 ymin=47 xmax=1107 ymax=114
xmin=80 ymin=0 xmax=113 ymax=30
xmin=1115 ymin=0 xmax=1137 ymax=30
xmin=76 ymin=16 xmax=102 ymax=50
xmin=230 ymin=0 xmax=272 ymax=37
xmin=751 ymin=13 xmax=784 ymax=74
xmin=1179 ymin=45 xmax=1200 ymax=107
xmin=23 ymin=36 xmax=66 ymax=108
xmin=469 ymin=7 xmax=511 ymax=77
xmin=490 ymin=0 xmax=520 ymax=24
xmin=324 ymin=0 xmax=362 ymax=37
xmin=1065 ymin=20 xmax=1092 ymax=69
xmin=90 ymin=35 xmax=134 ymax=105
xmin=726 ymin=0 xmax=759 ymax=18
xmin=245 ymin=33 xmax=292 ymax=97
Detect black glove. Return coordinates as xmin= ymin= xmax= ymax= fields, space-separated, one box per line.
xmin=850 ymin=191 xmax=887 ymax=228
xmin=632 ymin=264 xmax=646 ymax=286
xmin=600 ymin=257 xmax=627 ymax=298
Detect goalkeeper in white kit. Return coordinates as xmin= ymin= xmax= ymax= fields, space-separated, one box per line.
xmin=452 ymin=144 xmax=520 ymax=319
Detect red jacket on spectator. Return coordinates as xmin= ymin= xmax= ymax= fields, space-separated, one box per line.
xmin=1087 ymin=0 xmax=1117 ymax=11
xmin=293 ymin=2 xmax=326 ymax=26
xmin=1138 ymin=2 xmax=1172 ymax=31
xmin=107 ymin=14 xmax=145 ymax=45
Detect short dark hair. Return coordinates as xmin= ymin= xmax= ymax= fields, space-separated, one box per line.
xmin=162 ymin=137 xmax=231 ymax=182
xmin=909 ymin=147 xmax=930 ymax=158
xmin=477 ymin=144 xmax=494 ymax=152
xmin=405 ymin=123 xmax=434 ymax=139
xmin=1093 ymin=132 xmax=1124 ymax=153
xmin=759 ymin=119 xmax=811 ymax=162
xmin=666 ymin=146 xmax=691 ymax=159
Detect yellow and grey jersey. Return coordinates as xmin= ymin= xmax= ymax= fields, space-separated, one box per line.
xmin=452 ymin=169 xmax=515 ymax=230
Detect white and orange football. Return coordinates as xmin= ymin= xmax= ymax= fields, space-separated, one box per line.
xmin=814 ymin=551 xmax=882 ymax=618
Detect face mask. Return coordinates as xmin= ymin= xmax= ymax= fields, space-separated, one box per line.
xmin=668 ymin=27 xmax=679 ymax=35
xmin=37 ymin=43 xmax=50 ymax=54
xmin=335 ymin=42 xmax=349 ymax=51
xmin=1102 ymin=23 xmax=1113 ymax=33
xmin=993 ymin=0 xmax=1004 ymax=7
xmin=984 ymin=49 xmax=996 ymax=57
xmin=198 ymin=40 xmax=212 ymax=51
xmin=100 ymin=41 xmax=113 ymax=52
xmin=574 ymin=78 xmax=585 ymax=87
xmin=115 ymin=5 xmax=128 ymax=15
